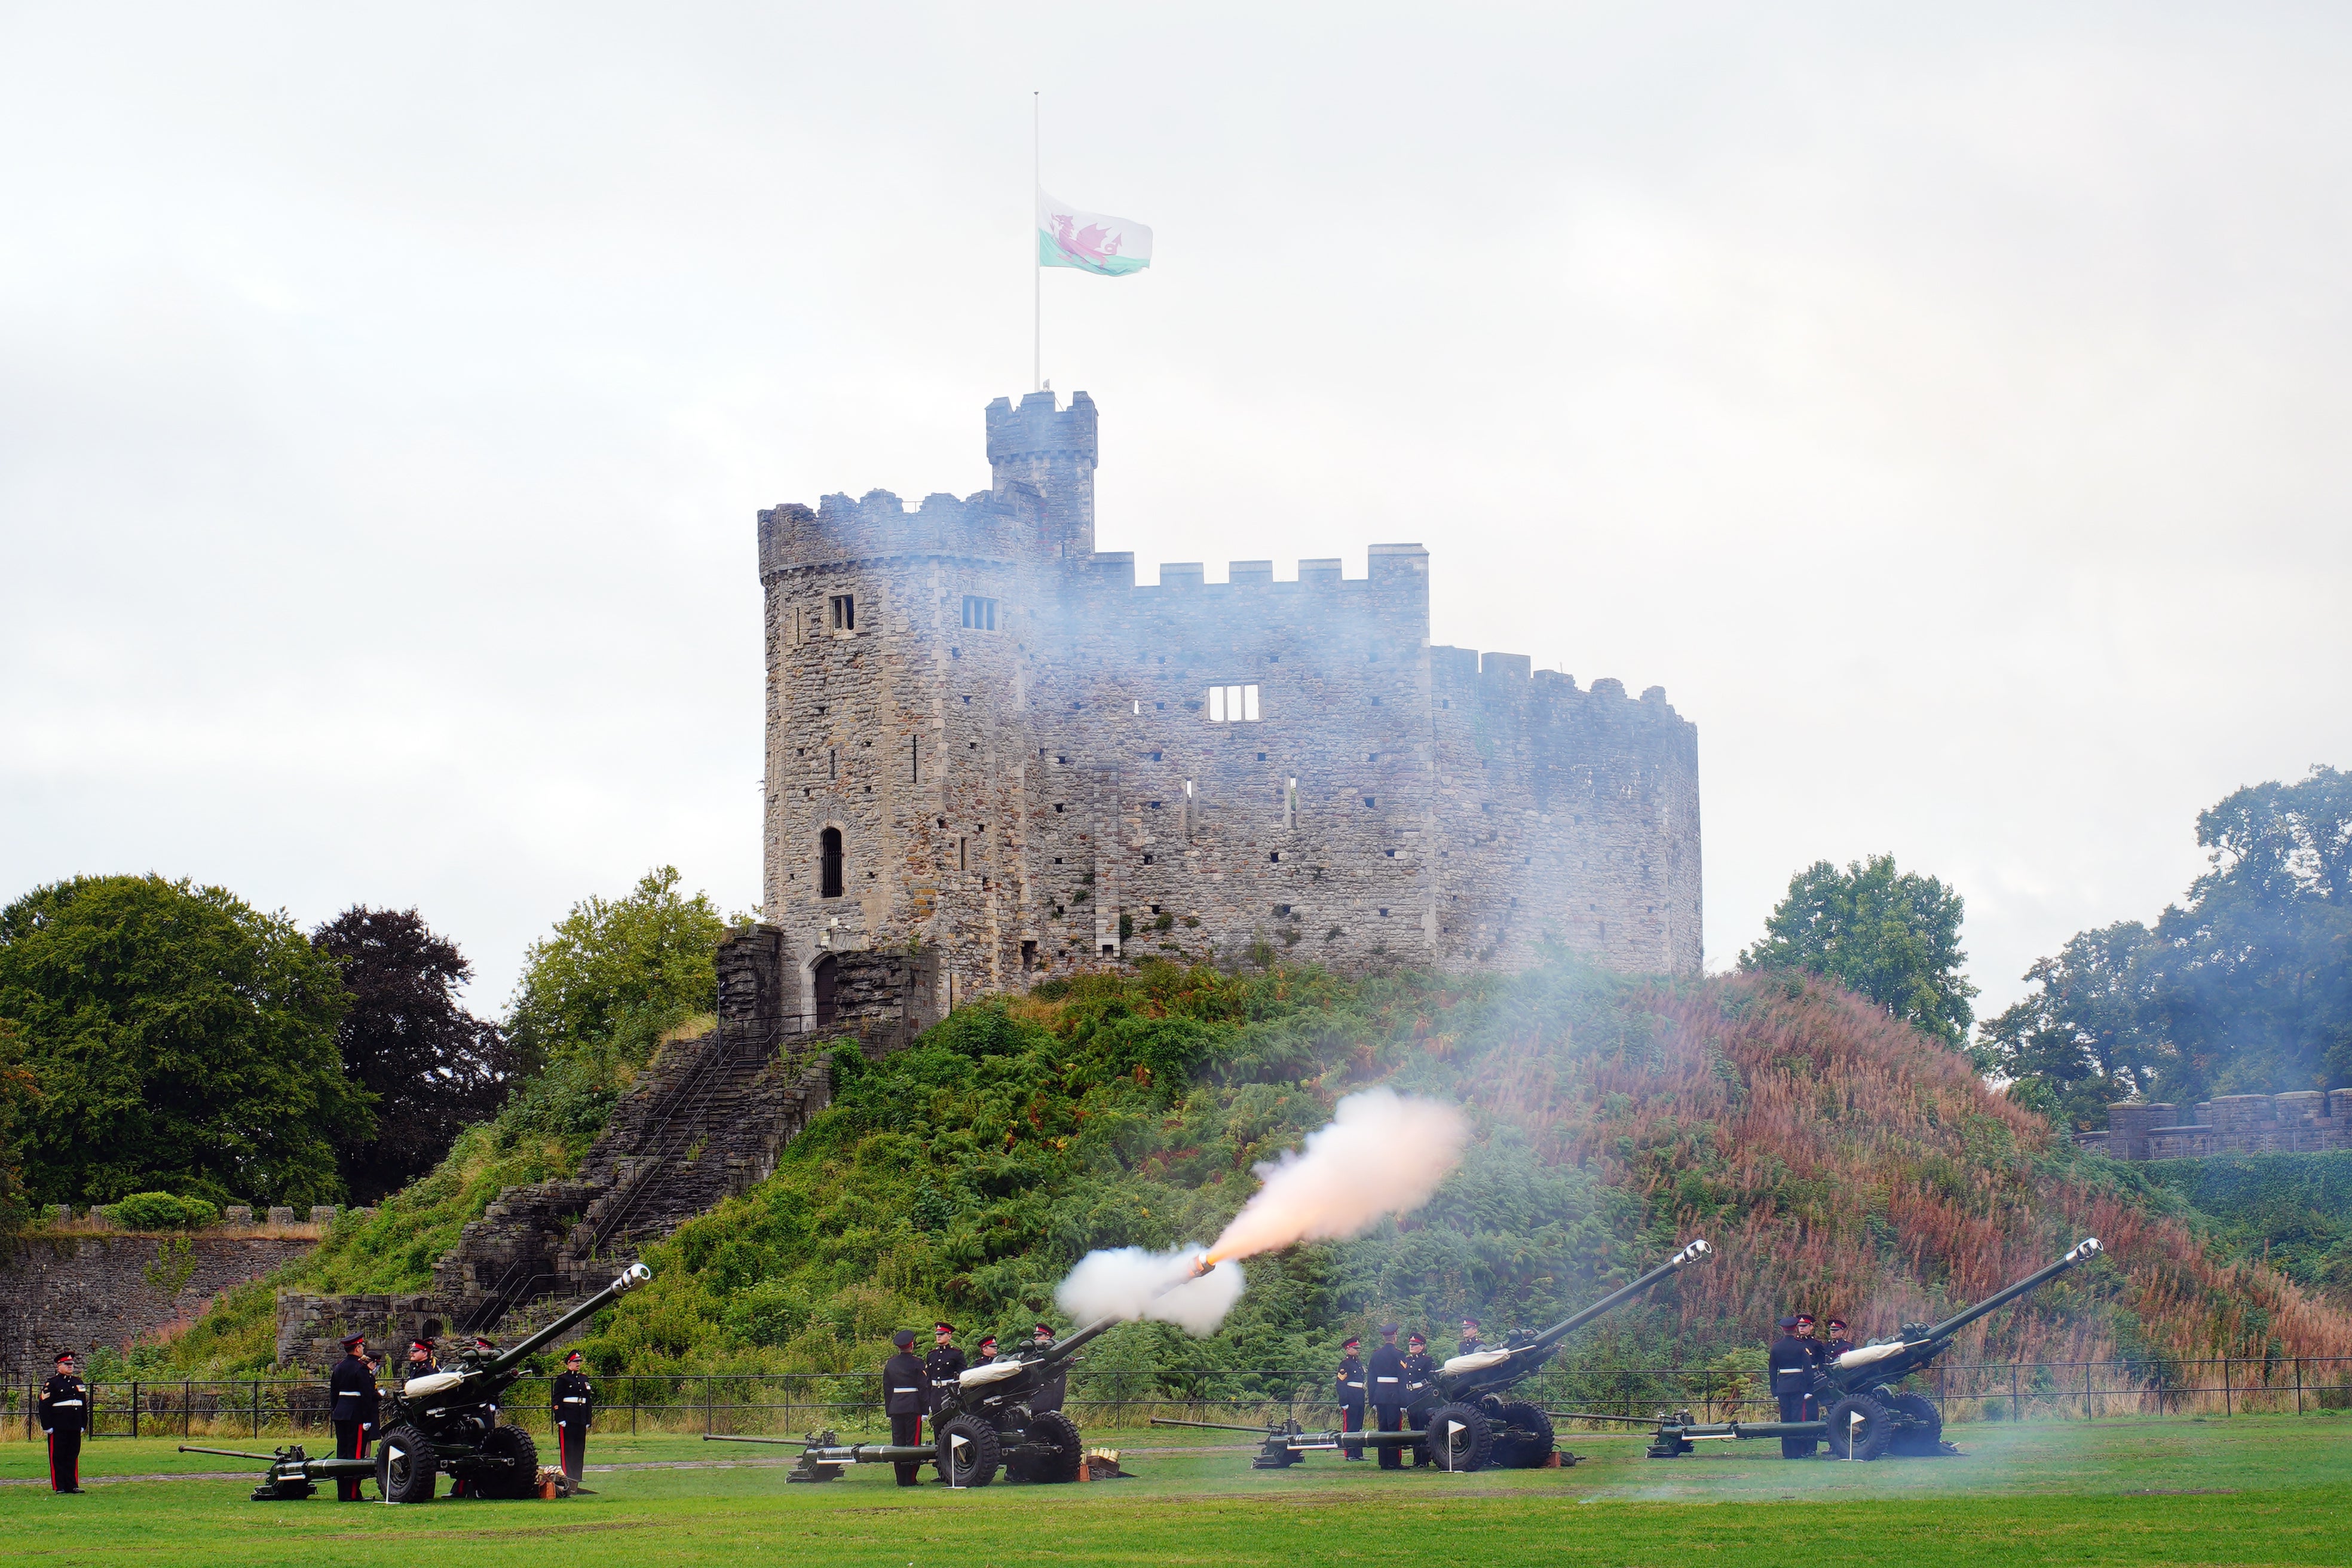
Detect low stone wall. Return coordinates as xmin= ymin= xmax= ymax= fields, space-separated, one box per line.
xmin=0 ymin=1232 xmax=320 ymax=1378
xmin=275 ymin=1291 xmax=452 ymax=1370
xmin=2089 ymin=1091 xmax=2352 ymax=1160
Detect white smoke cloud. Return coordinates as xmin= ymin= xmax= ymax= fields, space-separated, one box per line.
xmin=1207 ymin=1087 xmax=1469 ymax=1261
xmin=1054 ymin=1247 xmax=1246 ymax=1337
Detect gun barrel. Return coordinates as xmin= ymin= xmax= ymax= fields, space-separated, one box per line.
xmin=1524 ymin=1238 xmax=1714 ymax=1356
xmin=1921 ymin=1238 xmax=2099 ymax=1343
xmin=485 ymin=1263 xmax=653 ymax=1375
xmin=1149 ymin=1416 xmax=1281 ymax=1435
xmin=1039 ymin=1313 xmax=1122 ymax=1367
xmin=177 ymin=1445 xmax=284 ymax=1462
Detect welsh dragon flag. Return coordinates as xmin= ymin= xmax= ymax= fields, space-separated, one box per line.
xmin=1037 ymin=188 xmax=1152 ymax=276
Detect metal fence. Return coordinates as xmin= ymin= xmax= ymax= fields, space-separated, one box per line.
xmin=13 ymin=1357 xmax=2351 ymax=1443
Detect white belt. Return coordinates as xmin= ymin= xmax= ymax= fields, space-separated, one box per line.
xmin=1376 ymin=1377 xmax=1397 ymax=1383
xmin=561 ymin=1397 xmax=586 ymax=1402
xmin=52 ymin=1400 xmax=84 ymax=1408
xmin=1777 ymin=1367 xmax=1806 ymax=1374
xmin=1343 ymin=1381 xmax=1364 ymax=1388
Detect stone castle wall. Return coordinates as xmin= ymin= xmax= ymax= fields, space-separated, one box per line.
xmin=2082 ymin=1091 xmax=2352 ymax=1159
xmin=1 ymin=1233 xmax=320 ymax=1379
xmin=756 ymin=390 xmax=1702 ymax=1027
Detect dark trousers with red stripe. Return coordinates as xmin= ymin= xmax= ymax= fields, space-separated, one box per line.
xmin=334 ymin=1420 xmax=369 ymax=1499
xmin=1339 ymin=1403 xmax=1366 ymax=1458
xmin=556 ymin=1420 xmax=587 ymax=1480
xmin=47 ymin=1429 xmax=82 ymax=1491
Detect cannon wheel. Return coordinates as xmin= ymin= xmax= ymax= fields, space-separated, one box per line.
xmin=1486 ymin=1401 xmax=1556 ymax=1469
xmin=377 ymin=1423 xmax=437 ymax=1504
xmin=1825 ymin=1395 xmax=1892 ymax=1461
xmin=1426 ymin=1402 xmax=1492 ymax=1472
xmin=936 ymin=1415 xmax=1002 ymax=1487
xmin=477 ymin=1423 xmax=540 ymax=1499
xmin=1884 ymin=1392 xmax=1943 ymax=1456
xmin=1020 ymin=1410 xmax=1084 ymax=1483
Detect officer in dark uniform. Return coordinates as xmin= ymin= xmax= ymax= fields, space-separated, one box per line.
xmin=1368 ymin=1324 xmax=1410 ymax=1469
xmin=359 ymin=1350 xmax=382 ymax=1466
xmin=974 ymin=1335 xmax=998 ymax=1364
xmin=926 ymin=1322 xmax=967 ymax=1396
xmin=328 ymin=1333 xmax=375 ymax=1500
xmin=1821 ymin=1316 xmax=1855 ymax=1362
xmin=1768 ymin=1314 xmax=1821 ymax=1457
xmin=1027 ymin=1322 xmax=1067 ymax=1415
xmin=883 ymin=1330 xmax=929 ymax=1486
xmin=1402 ymin=1332 xmax=1440 ymax=1466
xmin=406 ymin=1337 xmax=439 ymax=1377
xmin=1333 ymin=1336 xmax=1367 ymax=1458
xmin=39 ymin=1350 xmax=90 ymax=1493
xmin=1457 ymin=1317 xmax=1483 ymax=1358
xmin=552 ymin=1349 xmax=595 ymax=1482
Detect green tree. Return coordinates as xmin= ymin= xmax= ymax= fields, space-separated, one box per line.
xmin=1973 ymin=921 xmax=2167 ymax=1130
xmin=0 ymin=1019 xmax=36 ymax=1237
xmin=1739 ymin=854 xmax=1977 ymax=1048
xmin=505 ymin=866 xmax=728 ymax=1070
xmin=0 ymin=874 xmax=368 ymax=1207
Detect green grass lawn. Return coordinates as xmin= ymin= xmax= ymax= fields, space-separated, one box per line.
xmin=4 ymin=1415 xmax=2347 ymax=1566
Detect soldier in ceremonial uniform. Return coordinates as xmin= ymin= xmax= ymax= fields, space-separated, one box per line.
xmin=1821 ymin=1316 xmax=1855 ymax=1362
xmin=1368 ymin=1324 xmax=1410 ymax=1469
xmin=926 ymin=1322 xmax=967 ymax=1391
xmin=883 ymin=1330 xmax=929 ymax=1487
xmin=359 ymin=1350 xmax=382 ymax=1463
xmin=327 ymin=1333 xmax=376 ymax=1500
xmin=1457 ymin=1317 xmax=1483 ymax=1358
xmin=1402 ymin=1332 xmax=1440 ymax=1466
xmin=406 ymin=1337 xmax=439 ymax=1377
xmin=1333 ymin=1336 xmax=1367 ymax=1459
xmin=1768 ymin=1314 xmax=1821 ymax=1457
xmin=974 ymin=1335 xmax=998 ymax=1364
xmin=1027 ymin=1322 xmax=1067 ymax=1415
xmin=39 ymin=1350 xmax=90 ymax=1493
xmin=551 ymin=1349 xmax=595 ymax=1482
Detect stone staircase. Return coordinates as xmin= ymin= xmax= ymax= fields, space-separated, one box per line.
xmin=277 ymin=926 xmax=834 ymax=1364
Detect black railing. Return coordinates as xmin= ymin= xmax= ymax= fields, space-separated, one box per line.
xmin=12 ymin=1357 xmax=2351 ymax=1442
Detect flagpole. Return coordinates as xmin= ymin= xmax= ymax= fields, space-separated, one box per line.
xmin=1031 ymin=91 xmax=1042 ymax=392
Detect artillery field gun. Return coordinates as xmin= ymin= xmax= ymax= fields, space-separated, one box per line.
xmin=1647 ymin=1238 xmax=2102 ymax=1461
xmin=176 ymin=1442 xmax=379 ymax=1502
xmin=1156 ymin=1238 xmax=1714 ymax=1471
xmin=706 ymin=1309 xmax=1122 ymax=1486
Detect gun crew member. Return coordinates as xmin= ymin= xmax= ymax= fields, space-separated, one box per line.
xmin=1028 ymin=1322 xmax=1067 ymax=1415
xmin=926 ymin=1321 xmax=967 ymax=1392
xmin=328 ymin=1333 xmax=376 ymax=1500
xmin=1457 ymin=1317 xmax=1483 ymax=1358
xmin=39 ymin=1350 xmax=90 ymax=1493
xmin=1334 ymin=1336 xmax=1367 ymax=1459
xmin=1368 ymin=1324 xmax=1410 ymax=1469
xmin=406 ymin=1337 xmax=439 ymax=1377
xmin=1769 ymin=1314 xmax=1821 ymax=1457
xmin=975 ymin=1335 xmax=998 ymax=1362
xmin=552 ymin=1349 xmax=595 ymax=1482
xmin=883 ymin=1330 xmax=929 ymax=1487
xmin=1822 ymin=1316 xmax=1855 ymax=1361
xmin=359 ymin=1349 xmax=382 ymax=1466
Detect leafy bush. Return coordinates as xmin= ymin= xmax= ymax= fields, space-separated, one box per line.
xmin=103 ymin=1192 xmax=220 ymax=1230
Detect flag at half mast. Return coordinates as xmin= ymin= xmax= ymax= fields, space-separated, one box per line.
xmin=1038 ymin=188 xmax=1152 ymax=275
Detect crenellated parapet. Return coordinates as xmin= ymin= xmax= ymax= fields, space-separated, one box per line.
xmin=757 ymin=484 xmax=1043 ymax=578
xmin=2088 ymin=1091 xmax=2352 ymax=1159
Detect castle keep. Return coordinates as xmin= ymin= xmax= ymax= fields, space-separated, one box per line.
xmin=758 ymin=391 xmax=1701 ymax=1031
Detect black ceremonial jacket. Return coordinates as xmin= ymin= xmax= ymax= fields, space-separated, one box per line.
xmin=39 ymin=1374 xmax=91 ymax=1435
xmin=552 ymin=1370 xmax=595 ymax=1425
xmin=1367 ymin=1346 xmax=1410 ymax=1411
xmin=1768 ymin=1334 xmax=1819 ymax=1396
xmin=883 ymin=1352 xmax=930 ymax=1417
xmin=329 ymin=1353 xmax=375 ymax=1424
xmin=1334 ymin=1353 xmax=1367 ymax=1409
xmin=1402 ymin=1352 xmax=1438 ymax=1402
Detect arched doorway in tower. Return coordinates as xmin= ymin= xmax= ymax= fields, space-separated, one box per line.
xmin=812 ymin=953 xmax=838 ymax=1029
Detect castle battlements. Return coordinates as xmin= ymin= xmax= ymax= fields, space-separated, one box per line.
xmin=754 ymin=391 xmax=1701 ymax=1036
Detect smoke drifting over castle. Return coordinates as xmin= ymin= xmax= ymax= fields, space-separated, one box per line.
xmin=757 ymin=391 xmax=1701 ymax=1032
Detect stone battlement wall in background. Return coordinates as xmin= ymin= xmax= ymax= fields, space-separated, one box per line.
xmin=2081 ymin=1091 xmax=2352 ymax=1160
xmin=1 ymin=1233 xmax=321 ymax=1379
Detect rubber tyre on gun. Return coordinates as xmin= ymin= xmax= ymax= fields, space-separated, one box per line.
xmin=1824 ymin=1394 xmax=1891 ymax=1461
xmin=376 ymin=1424 xmax=437 ymax=1504
xmin=1486 ymin=1401 xmax=1557 ymax=1469
xmin=1425 ymin=1402 xmax=1493 ymax=1472
xmin=1021 ymin=1410 xmax=1085 ymax=1483
xmin=476 ymin=1424 xmax=540 ymax=1499
xmin=1885 ymin=1392 xmax=1943 ymax=1456
xmin=936 ymin=1414 xmax=1002 ymax=1487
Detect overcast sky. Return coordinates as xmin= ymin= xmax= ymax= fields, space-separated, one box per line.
xmin=4 ymin=3 xmax=2347 ymax=1021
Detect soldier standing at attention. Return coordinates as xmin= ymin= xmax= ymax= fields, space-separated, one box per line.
xmin=1368 ymin=1324 xmax=1410 ymax=1469
xmin=1333 ymin=1336 xmax=1367 ymax=1459
xmin=974 ymin=1335 xmax=998 ymax=1364
xmin=328 ymin=1333 xmax=375 ymax=1501
xmin=1821 ymin=1316 xmax=1855 ymax=1362
xmin=926 ymin=1322 xmax=967 ymax=1393
xmin=1457 ymin=1318 xmax=1483 ymax=1358
xmin=1402 ymin=1332 xmax=1438 ymax=1402
xmin=39 ymin=1350 xmax=89 ymax=1493
xmin=359 ymin=1350 xmax=381 ymax=1466
xmin=552 ymin=1349 xmax=595 ymax=1483
xmin=406 ymin=1337 xmax=439 ymax=1377
xmin=883 ymin=1330 xmax=929 ymax=1487
xmin=1768 ymin=1315 xmax=1821 ymax=1458
xmin=1028 ymin=1323 xmax=1067 ymax=1415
